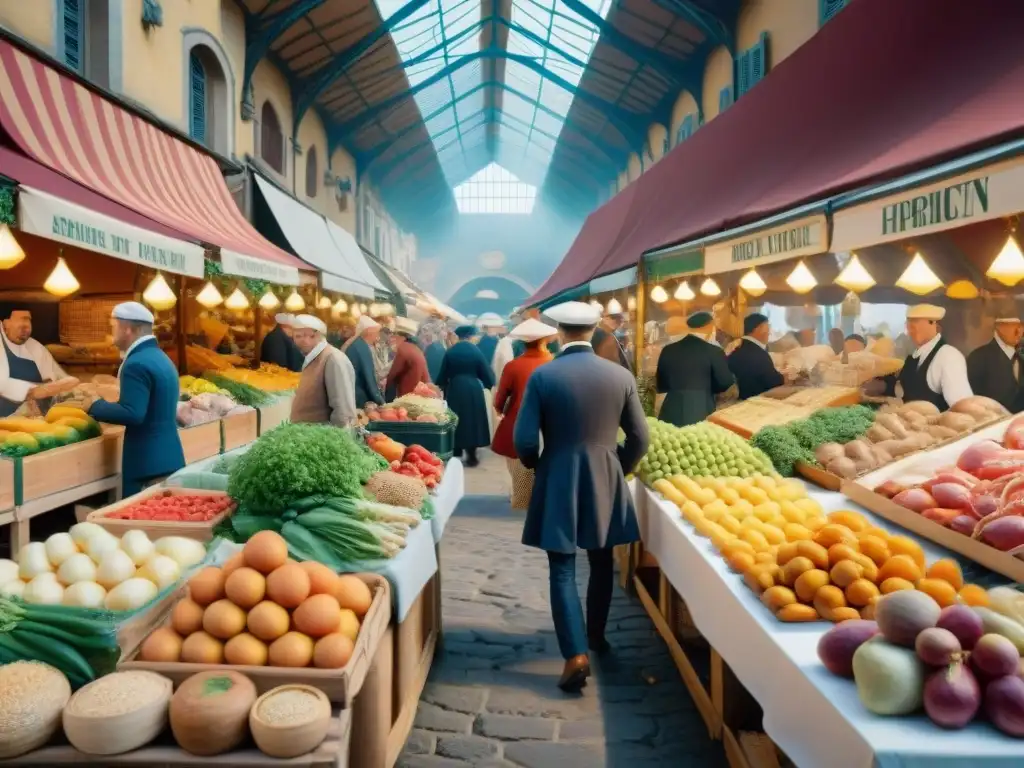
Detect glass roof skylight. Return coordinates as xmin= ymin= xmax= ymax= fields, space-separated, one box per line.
xmin=374 ymin=0 xmax=611 ymax=190
xmin=454 ymin=163 xmax=537 ymax=214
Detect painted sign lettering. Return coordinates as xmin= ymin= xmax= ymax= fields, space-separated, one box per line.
xmin=881 ymin=177 xmax=989 ymax=236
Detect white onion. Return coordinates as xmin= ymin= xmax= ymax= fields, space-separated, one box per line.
xmin=154 ymin=537 xmax=206 ymax=569
xmin=62 ymin=581 xmax=107 ymax=608
xmin=85 ymin=533 xmax=120 ymax=564
xmin=137 ymin=554 xmax=180 ymax=590
xmin=18 ymin=543 xmax=53 ymax=579
xmin=44 ymin=532 xmax=79 ymax=566
xmin=23 ymin=576 xmax=65 ymax=605
xmin=69 ymin=522 xmax=107 ymax=548
xmin=104 ymin=578 xmax=158 ymax=612
xmin=120 ymin=530 xmax=155 ymax=566
xmin=57 ymin=553 xmax=98 ymax=586
xmin=0 ymin=559 xmax=19 ymax=585
xmin=95 ymin=550 xmax=136 ymax=589
xmin=0 ymin=579 xmax=25 ymax=598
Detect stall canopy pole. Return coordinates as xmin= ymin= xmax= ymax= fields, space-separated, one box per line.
xmin=635 ymin=259 xmax=647 ymax=377
xmin=254 ymin=305 xmax=263 ymax=369
xmin=175 ymin=275 xmax=187 ymax=376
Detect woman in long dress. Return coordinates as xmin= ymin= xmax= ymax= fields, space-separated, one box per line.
xmin=491 ymin=319 xmax=557 ymax=508
xmin=436 ymin=326 xmax=495 ymax=467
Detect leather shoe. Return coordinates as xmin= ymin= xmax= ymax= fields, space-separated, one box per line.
xmin=557 ymin=654 xmax=591 ymax=692
xmin=588 ymin=636 xmax=611 ymax=655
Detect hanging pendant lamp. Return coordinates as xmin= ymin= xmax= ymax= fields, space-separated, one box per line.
xmin=674 ymin=281 xmax=695 ymax=301
xmin=985 ymin=233 xmax=1024 ymax=287
xmin=0 ymin=224 xmax=26 ymax=269
xmin=606 ymin=298 xmax=623 ymax=314
xmin=258 ymin=289 xmax=280 ymax=310
xmin=834 ymin=254 xmax=876 ymax=292
xmin=699 ymin=277 xmax=721 ymax=297
xmin=224 ymin=288 xmax=250 ymax=310
xmin=650 ymin=285 xmax=668 ymax=303
xmin=896 ymin=252 xmax=942 ymax=295
xmin=284 ymin=290 xmax=306 ymax=312
xmin=43 ymin=257 xmax=80 ymax=298
xmin=738 ymin=269 xmax=767 ymax=297
xmin=317 ymin=295 xmax=332 ymax=310
xmin=333 ymin=298 xmax=349 ymax=315
xmin=785 ymin=261 xmax=817 ymax=294
xmin=142 ymin=273 xmax=177 ymax=310
xmin=196 ymin=281 xmax=224 ymax=308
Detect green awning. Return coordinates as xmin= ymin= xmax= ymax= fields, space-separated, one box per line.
xmin=645 ymin=249 xmax=703 ymax=281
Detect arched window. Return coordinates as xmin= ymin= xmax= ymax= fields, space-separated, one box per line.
xmin=261 ymin=102 xmax=284 ymax=174
xmin=305 ymin=145 xmax=318 ymax=198
xmin=189 ymin=52 xmax=206 ymax=144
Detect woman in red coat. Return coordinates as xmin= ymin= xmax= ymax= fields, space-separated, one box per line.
xmin=492 ymin=318 xmax=558 ymax=509
xmin=385 ymin=317 xmax=431 ymax=398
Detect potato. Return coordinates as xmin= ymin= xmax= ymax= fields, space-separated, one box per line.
xmin=900 ymin=401 xmax=940 ymax=417
xmin=815 ymin=443 xmax=846 ymax=465
xmin=900 ymin=410 xmax=928 ymax=430
xmin=875 ymin=413 xmax=909 ymax=439
xmin=950 ymin=400 xmax=990 ymax=420
xmin=871 ymin=447 xmax=893 ymax=466
xmin=827 ymin=456 xmax=857 ymax=479
xmin=865 ymin=424 xmax=895 ymax=443
xmin=926 ymin=425 xmax=958 ymax=440
xmin=938 ymin=412 xmax=974 ymax=432
xmin=844 ymin=440 xmax=874 ymax=463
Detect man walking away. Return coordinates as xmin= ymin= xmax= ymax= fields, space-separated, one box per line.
xmin=513 ymin=301 xmax=649 ymax=692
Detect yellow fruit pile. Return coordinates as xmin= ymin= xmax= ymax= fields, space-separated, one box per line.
xmin=652 ymin=474 xmax=990 ymax=623
xmin=217 ymin=366 xmax=299 ymax=392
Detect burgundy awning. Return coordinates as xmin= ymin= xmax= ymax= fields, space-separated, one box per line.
xmin=0 ymin=145 xmax=201 ymax=243
xmin=529 ymin=0 xmax=1024 ymax=305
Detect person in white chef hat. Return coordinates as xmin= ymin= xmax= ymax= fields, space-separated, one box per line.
xmin=84 ymin=302 xmax=185 ymax=495
xmin=260 ymin=312 xmax=303 ymax=372
xmin=898 ymin=304 xmax=973 ymax=411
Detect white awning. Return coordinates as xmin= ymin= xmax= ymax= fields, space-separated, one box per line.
xmin=253 ymin=174 xmax=376 ymax=297
xmin=17 ymin=186 xmax=205 ymax=277
xmin=325 ymin=220 xmax=388 ymax=295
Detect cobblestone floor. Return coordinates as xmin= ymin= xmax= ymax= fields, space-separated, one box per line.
xmin=399 ymin=451 xmax=726 ymax=768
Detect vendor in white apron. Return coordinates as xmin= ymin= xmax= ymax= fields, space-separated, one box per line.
xmin=0 ymin=309 xmax=67 ymax=416
xmin=897 ymin=304 xmax=972 ymax=411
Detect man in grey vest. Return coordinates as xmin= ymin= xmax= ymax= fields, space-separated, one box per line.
xmin=290 ymin=314 xmax=357 ymax=427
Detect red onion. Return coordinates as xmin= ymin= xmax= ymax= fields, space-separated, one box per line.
xmin=985 ymin=675 xmax=1024 ymax=737
xmin=950 ymin=515 xmax=977 ymax=536
xmin=979 ymin=517 xmax=1024 ymax=552
xmin=923 ymin=661 xmax=981 ymax=728
xmin=916 ymin=627 xmax=962 ymax=667
xmin=931 ymin=483 xmax=973 ymax=510
xmin=936 ymin=605 xmax=984 ymax=650
xmin=892 ymin=488 xmax=937 ymax=513
xmin=971 ymin=634 xmax=1021 ymax=679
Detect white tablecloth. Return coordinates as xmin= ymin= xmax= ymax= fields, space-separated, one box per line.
xmin=430 ymin=458 xmax=464 ymax=542
xmin=347 ymin=516 xmax=438 ymax=622
xmin=635 ymin=482 xmax=1022 ymax=768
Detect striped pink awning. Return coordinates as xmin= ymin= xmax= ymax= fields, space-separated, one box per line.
xmin=0 ymin=38 xmax=305 ymax=272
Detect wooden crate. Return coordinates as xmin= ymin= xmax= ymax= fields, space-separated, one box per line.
xmin=222 ymin=409 xmax=258 ymax=451
xmin=5 ymin=705 xmax=351 ymax=766
xmin=87 ymin=486 xmax=234 ymax=542
xmin=178 ymin=421 xmax=222 ymax=465
xmin=0 ymin=458 xmax=13 ymax=512
xmin=844 ymin=480 xmax=1024 ymax=582
xmin=258 ymin=396 xmax=293 ymax=435
xmin=121 ymin=573 xmax=391 ymax=706
xmin=18 ymin=427 xmax=123 ymax=504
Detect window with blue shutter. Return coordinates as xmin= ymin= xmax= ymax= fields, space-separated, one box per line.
xmin=736 ymin=33 xmax=769 ymax=99
xmin=62 ymin=0 xmax=85 ymax=73
xmin=718 ymin=87 xmax=732 ymax=113
xmin=675 ymin=114 xmax=695 ymax=146
xmin=820 ymin=0 xmax=849 ymax=25
xmin=189 ymin=52 xmax=207 ymax=145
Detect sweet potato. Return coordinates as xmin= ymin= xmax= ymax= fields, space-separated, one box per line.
xmin=921 ymin=507 xmax=961 ymax=527
xmin=900 ymin=401 xmax=941 ymax=417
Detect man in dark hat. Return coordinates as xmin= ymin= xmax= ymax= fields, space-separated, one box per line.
xmin=728 ymin=313 xmax=784 ymax=400
xmin=967 ymin=316 xmax=1024 ymax=413
xmin=591 ymin=310 xmax=630 ymax=369
xmin=435 ymin=325 xmax=494 ymax=467
xmin=656 ymin=311 xmax=734 ymax=426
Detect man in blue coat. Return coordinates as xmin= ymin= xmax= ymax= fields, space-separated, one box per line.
xmin=514 ymin=301 xmax=650 ymax=692
xmin=345 ymin=315 xmax=385 ymax=408
xmin=85 ymin=302 xmax=185 ymax=497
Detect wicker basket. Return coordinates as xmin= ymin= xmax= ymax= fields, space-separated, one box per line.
xmin=59 ymin=297 xmax=122 ymax=345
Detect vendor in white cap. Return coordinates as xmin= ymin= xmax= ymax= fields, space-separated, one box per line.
xmin=260 ymin=312 xmax=302 ymax=372
xmin=899 ymin=304 xmax=972 ymax=411
xmin=491 ymin=317 xmax=556 ymax=509
xmin=513 ymin=301 xmax=649 ymax=692
xmin=345 ymin=314 xmax=385 ymax=408
xmin=967 ymin=314 xmax=1023 ymax=412
xmin=0 ymin=308 xmax=74 ymax=416
xmin=86 ymin=302 xmax=184 ymax=495
xmin=290 ymin=314 xmax=358 ymax=427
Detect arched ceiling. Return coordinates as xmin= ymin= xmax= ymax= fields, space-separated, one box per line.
xmin=236 ymin=0 xmax=740 ymax=232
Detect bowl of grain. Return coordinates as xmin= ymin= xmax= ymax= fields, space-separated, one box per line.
xmin=249 ymin=684 xmax=332 ymax=758
xmin=63 ymin=670 xmax=172 ymax=755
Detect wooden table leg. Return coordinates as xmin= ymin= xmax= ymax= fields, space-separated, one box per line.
xmin=350 ymin=625 xmax=394 ymax=768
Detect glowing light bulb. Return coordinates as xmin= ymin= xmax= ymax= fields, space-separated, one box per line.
xmin=317 ymin=295 xmax=332 ymax=310
xmin=0 ymin=224 xmax=25 ymax=269
xmin=699 ymin=277 xmax=721 ymax=297
xmin=258 ymin=289 xmax=280 ymax=310
xmin=142 ymin=273 xmax=176 ymax=311
xmin=834 ymin=254 xmax=876 ymax=292
xmin=626 ymin=296 xmax=637 ymax=311
xmin=896 ymin=253 xmax=942 ymax=295
xmin=785 ymin=262 xmax=817 ymax=294
xmin=333 ymin=298 xmax=349 ymax=315
xmin=196 ymin=281 xmax=224 ymax=308
xmin=606 ymin=298 xmax=623 ymax=314
xmin=674 ymin=281 xmax=695 ymax=301
xmin=284 ymin=290 xmax=306 ymax=312
xmin=224 ymin=288 xmax=250 ymax=310
xmin=985 ymin=234 xmax=1024 ymax=287
xmin=738 ymin=269 xmax=766 ymax=297
xmin=650 ymin=285 xmax=668 ymax=303
xmin=43 ymin=257 xmax=80 ymax=298
xmin=945 ymin=280 xmax=979 ymax=300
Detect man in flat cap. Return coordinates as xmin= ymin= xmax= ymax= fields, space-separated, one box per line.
xmin=728 ymin=313 xmax=784 ymax=400
xmin=967 ymin=315 xmax=1022 ymax=412
xmin=260 ymin=312 xmax=302 ymax=372
xmin=290 ymin=314 xmax=358 ymax=427
xmin=656 ymin=311 xmax=734 ymax=426
xmin=513 ymin=301 xmax=649 ymax=692
xmin=86 ymin=302 xmax=184 ymax=495
xmin=345 ymin=315 xmax=385 ymax=409
xmin=899 ymin=304 xmax=972 ymax=411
